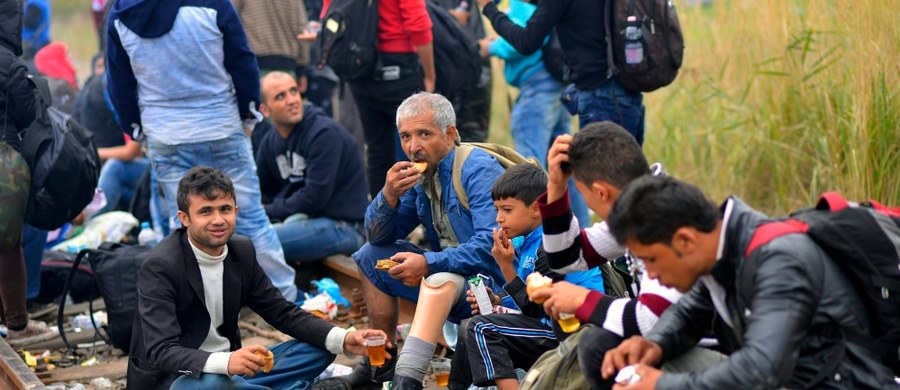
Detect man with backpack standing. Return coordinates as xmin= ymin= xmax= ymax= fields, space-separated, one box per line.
xmin=0 ymin=0 xmax=58 ymax=345
xmin=106 ymin=0 xmax=300 ymax=302
xmin=476 ymin=0 xmax=646 ymax=144
xmin=602 ymin=176 xmax=899 ymax=389
xmin=321 ymin=0 xmax=437 ymax=198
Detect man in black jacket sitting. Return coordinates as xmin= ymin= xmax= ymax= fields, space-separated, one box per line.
xmin=128 ymin=166 xmax=388 ymax=390
xmin=256 ymin=71 xmax=368 ymax=264
xmin=600 ymin=176 xmax=898 ymax=390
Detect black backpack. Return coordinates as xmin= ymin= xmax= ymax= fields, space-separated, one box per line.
xmin=604 ymin=0 xmax=685 ymax=92
xmin=426 ymin=1 xmax=481 ymax=110
xmin=36 ymin=250 xmax=99 ymax=304
xmin=745 ymin=192 xmax=900 ymax=375
xmin=315 ymin=0 xmax=380 ymax=80
xmin=21 ymin=76 xmax=100 ymax=230
xmin=58 ymin=243 xmax=152 ymax=354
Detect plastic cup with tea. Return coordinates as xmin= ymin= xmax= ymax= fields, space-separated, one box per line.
xmin=366 ymin=335 xmax=387 ymax=367
xmin=431 ymin=357 xmax=451 ymax=387
xmin=558 ymin=312 xmax=581 ymax=333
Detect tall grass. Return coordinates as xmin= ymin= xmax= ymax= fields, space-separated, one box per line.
xmin=51 ymin=0 xmax=898 ymax=215
xmin=643 ymin=0 xmax=900 ymax=214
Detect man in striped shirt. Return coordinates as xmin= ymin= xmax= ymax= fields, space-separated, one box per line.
xmin=530 ymin=121 xmax=724 ymax=388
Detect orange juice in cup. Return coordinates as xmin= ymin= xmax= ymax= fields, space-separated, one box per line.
xmin=366 ymin=335 xmax=386 ymax=367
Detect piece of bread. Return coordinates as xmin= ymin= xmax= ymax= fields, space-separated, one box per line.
xmin=375 ymin=258 xmax=400 ymax=271
xmin=255 ymin=350 xmax=274 ymax=373
xmin=412 ymin=161 xmax=428 ymax=173
xmin=525 ymin=272 xmax=553 ymax=304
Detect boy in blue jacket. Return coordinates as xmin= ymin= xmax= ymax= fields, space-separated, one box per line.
xmin=448 ymin=164 xmax=605 ymax=390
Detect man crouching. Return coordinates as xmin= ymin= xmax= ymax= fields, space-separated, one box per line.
xmin=127 ymin=166 xmax=389 ymax=390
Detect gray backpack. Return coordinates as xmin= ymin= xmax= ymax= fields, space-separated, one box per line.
xmin=519 ymin=324 xmax=593 ymax=390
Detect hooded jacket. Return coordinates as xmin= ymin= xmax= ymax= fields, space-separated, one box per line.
xmin=648 ymin=197 xmax=898 ymax=389
xmin=106 ymin=0 xmax=259 ymax=145
xmin=1 ymin=0 xmax=36 ymax=151
xmin=256 ymin=103 xmax=367 ymax=222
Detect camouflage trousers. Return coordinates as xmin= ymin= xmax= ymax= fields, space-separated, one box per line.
xmin=0 ymin=141 xmax=30 ymax=327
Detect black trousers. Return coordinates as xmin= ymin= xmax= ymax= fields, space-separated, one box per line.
xmin=449 ymin=314 xmax=559 ymax=388
xmin=348 ymin=53 xmax=424 ymax=198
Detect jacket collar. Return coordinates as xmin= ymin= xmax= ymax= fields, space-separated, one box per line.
xmin=177 ymin=229 xmax=241 ymax=321
xmin=708 ymin=196 xmax=768 ymax=288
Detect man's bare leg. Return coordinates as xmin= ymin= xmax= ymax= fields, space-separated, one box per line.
xmin=359 ymin=270 xmax=400 ymax=343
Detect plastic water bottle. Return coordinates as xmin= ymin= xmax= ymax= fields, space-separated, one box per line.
xmin=138 ymin=222 xmax=159 ymax=247
xmin=624 ymin=16 xmax=644 ymax=65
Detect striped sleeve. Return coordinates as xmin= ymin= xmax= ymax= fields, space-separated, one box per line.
xmin=537 ymin=190 xmax=626 ymax=274
xmin=575 ymin=273 xmax=683 ymax=337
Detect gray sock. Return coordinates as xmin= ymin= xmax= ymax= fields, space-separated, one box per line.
xmin=394 ymin=336 xmax=436 ymax=381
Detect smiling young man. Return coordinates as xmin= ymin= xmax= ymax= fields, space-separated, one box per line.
xmin=601 ymin=176 xmax=898 ymax=390
xmin=320 ymin=92 xmax=505 ymax=389
xmin=255 ymin=71 xmax=367 ymax=264
xmin=128 ymin=167 xmax=388 ymax=390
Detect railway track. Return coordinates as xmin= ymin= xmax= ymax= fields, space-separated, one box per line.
xmin=1 ymin=336 xmax=45 ymax=389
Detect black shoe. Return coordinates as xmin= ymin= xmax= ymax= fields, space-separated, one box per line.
xmin=391 ymin=375 xmax=423 ymax=390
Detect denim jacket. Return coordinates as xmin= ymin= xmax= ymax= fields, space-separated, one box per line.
xmin=366 ymin=148 xmax=506 ymax=288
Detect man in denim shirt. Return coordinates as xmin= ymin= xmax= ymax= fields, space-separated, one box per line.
xmin=336 ymin=92 xmax=506 ymax=388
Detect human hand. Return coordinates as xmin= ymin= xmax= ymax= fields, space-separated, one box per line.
xmin=529 ymin=281 xmax=591 ymax=319
xmin=546 ymin=134 xmax=574 ymax=204
xmin=343 ymin=329 xmax=394 ymax=357
xmin=228 ymin=345 xmax=269 ymax=376
xmin=491 ymin=228 xmax=514 ymax=266
xmin=478 ymin=38 xmax=492 ymax=58
xmin=611 ymin=364 xmax=662 ymax=390
xmin=601 ymin=336 xmax=663 ymax=380
xmin=297 ymin=28 xmax=318 ymax=42
xmin=466 ymin=286 xmax=499 ymax=315
xmin=388 ymin=252 xmax=429 ymax=286
xmin=297 ymin=75 xmax=308 ymax=94
xmin=424 ymin=75 xmax=436 ymax=93
xmin=382 ymin=161 xmax=421 ymax=207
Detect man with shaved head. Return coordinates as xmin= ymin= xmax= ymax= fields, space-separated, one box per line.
xmin=256 ymin=72 xmax=368 ymax=264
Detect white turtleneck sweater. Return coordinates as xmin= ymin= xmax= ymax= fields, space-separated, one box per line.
xmin=189 ymin=238 xmax=233 ymax=374
xmin=189 ymin=238 xmax=350 ymax=375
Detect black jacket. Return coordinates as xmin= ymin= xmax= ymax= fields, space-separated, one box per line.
xmin=1 ymin=0 xmax=36 ymax=151
xmin=127 ymin=229 xmax=336 ymax=389
xmin=481 ymin=0 xmax=609 ymax=90
xmin=647 ymin=197 xmax=898 ymax=389
xmin=256 ymin=103 xmax=367 ymax=222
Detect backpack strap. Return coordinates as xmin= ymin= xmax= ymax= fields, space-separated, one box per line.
xmin=817 ymin=192 xmax=850 ymax=211
xmin=603 ymin=0 xmax=617 ymax=79
xmin=452 ymin=144 xmax=475 ymax=211
xmin=744 ymin=219 xmax=809 ymax=258
xmin=57 ymin=249 xmax=93 ymax=355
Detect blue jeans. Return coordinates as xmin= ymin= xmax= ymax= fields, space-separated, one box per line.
xmin=576 ymin=79 xmax=645 ymax=145
xmin=511 ymin=69 xmax=591 ymax=226
xmin=97 ymin=158 xmax=171 ymax=235
xmin=147 ymin=132 xmax=297 ymax=302
xmin=274 ymin=214 xmax=365 ymax=263
xmin=353 ymin=240 xmax=473 ymax=323
xmin=98 ymin=158 xmax=148 ymax=213
xmin=168 ymin=340 xmax=335 ymax=390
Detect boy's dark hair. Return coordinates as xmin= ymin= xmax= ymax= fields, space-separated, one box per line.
xmin=491 ymin=163 xmax=548 ymax=205
xmin=176 ymin=166 xmax=236 ymax=214
xmin=608 ymin=176 xmax=719 ymax=245
xmin=569 ymin=121 xmax=650 ymax=189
